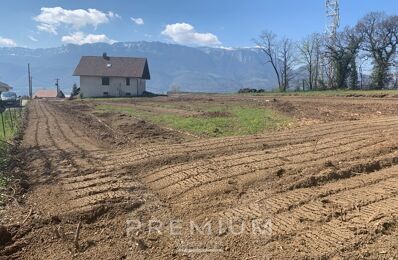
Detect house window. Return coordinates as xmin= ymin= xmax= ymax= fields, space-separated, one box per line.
xmin=103 ymin=92 xmax=109 ymax=96
xmin=102 ymin=77 xmax=110 ymax=85
xmin=126 ymin=78 xmax=130 ymax=86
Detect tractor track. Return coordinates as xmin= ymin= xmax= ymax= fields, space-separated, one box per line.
xmin=17 ymin=101 xmax=146 ymax=220
xmin=93 ymin=117 xmax=398 ymax=171
xmin=2 ymin=98 xmax=398 ymax=260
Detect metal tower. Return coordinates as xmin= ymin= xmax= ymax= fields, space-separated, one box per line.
xmin=325 ymin=0 xmax=340 ymax=40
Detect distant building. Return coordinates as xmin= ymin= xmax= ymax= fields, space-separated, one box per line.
xmin=0 ymin=81 xmax=12 ymax=93
xmin=34 ymin=89 xmax=65 ymax=99
xmin=73 ymin=53 xmax=150 ymax=98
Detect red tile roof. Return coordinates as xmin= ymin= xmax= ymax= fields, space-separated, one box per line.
xmin=34 ymin=89 xmax=60 ymax=98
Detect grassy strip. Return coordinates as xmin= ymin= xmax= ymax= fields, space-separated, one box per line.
xmin=95 ymin=104 xmax=292 ymax=137
xmin=0 ymin=107 xmax=24 ymax=197
xmin=84 ymin=97 xmax=135 ymax=102
xmin=247 ymin=89 xmax=398 ymax=97
xmin=0 ymin=145 xmax=10 ymax=195
xmin=0 ymin=109 xmax=23 ymax=139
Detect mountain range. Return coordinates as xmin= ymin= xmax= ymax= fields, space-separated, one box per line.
xmin=0 ymin=41 xmax=278 ymax=95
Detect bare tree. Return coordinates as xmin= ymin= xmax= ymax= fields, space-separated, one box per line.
xmin=356 ymin=12 xmax=398 ymax=89
xmin=255 ymin=31 xmax=296 ymax=91
xmin=279 ymin=38 xmax=296 ymax=91
xmin=255 ymin=31 xmax=282 ymax=90
xmin=298 ymin=33 xmax=322 ymax=90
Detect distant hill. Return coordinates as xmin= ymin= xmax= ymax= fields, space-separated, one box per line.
xmin=0 ymin=41 xmax=278 ymax=95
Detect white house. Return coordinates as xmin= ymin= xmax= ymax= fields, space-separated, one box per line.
xmin=73 ymin=54 xmax=150 ymax=98
xmin=0 ymin=81 xmax=12 ymax=93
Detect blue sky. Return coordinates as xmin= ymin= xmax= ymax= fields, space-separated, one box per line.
xmin=0 ymin=0 xmax=397 ymax=49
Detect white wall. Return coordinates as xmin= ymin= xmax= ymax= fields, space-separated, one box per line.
xmin=80 ymin=76 xmax=146 ymax=98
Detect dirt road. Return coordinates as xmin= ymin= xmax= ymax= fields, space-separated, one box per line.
xmin=1 ymin=98 xmax=398 ymax=259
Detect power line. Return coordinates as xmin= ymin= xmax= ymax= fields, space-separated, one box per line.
xmin=32 ymin=78 xmax=51 ymax=85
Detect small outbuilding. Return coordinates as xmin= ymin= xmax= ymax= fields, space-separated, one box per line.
xmin=73 ymin=53 xmax=150 ymax=98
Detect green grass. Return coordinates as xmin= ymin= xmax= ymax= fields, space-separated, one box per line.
xmin=247 ymin=89 xmax=398 ymax=97
xmin=0 ymin=173 xmax=7 ymax=188
xmin=0 ymin=108 xmax=23 ymax=196
xmin=95 ymin=104 xmax=292 ymax=137
xmin=0 ymin=146 xmax=9 ymax=189
xmin=0 ymin=109 xmax=23 ymax=141
xmin=0 ymin=144 xmax=10 ymax=203
xmin=83 ymin=97 xmax=135 ymax=102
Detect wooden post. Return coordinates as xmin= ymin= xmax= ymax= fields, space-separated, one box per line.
xmin=8 ymin=108 xmax=14 ymax=130
xmin=55 ymin=78 xmax=60 ymax=94
xmin=0 ymin=112 xmax=5 ymax=138
xmin=28 ymin=64 xmax=32 ymax=99
xmin=13 ymin=107 xmax=17 ymax=125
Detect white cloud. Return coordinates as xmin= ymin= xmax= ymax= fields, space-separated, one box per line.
xmin=37 ymin=23 xmax=58 ymax=34
xmin=0 ymin=37 xmax=17 ymax=47
xmin=29 ymin=35 xmax=38 ymax=42
xmin=108 ymin=12 xmax=121 ymax=19
xmin=61 ymin=32 xmax=117 ymax=45
xmin=131 ymin=17 xmax=144 ymax=25
xmin=161 ymin=23 xmax=221 ymax=46
xmin=34 ymin=7 xmax=117 ymax=35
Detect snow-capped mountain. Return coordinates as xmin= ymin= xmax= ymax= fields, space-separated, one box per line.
xmin=0 ymin=41 xmax=277 ymax=95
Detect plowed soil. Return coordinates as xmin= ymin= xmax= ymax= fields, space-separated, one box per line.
xmin=1 ymin=95 xmax=398 ymax=259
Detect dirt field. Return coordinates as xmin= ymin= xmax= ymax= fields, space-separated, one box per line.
xmin=1 ymin=94 xmax=398 ymax=259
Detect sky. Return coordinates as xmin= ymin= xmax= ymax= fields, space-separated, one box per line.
xmin=0 ymin=0 xmax=397 ymax=49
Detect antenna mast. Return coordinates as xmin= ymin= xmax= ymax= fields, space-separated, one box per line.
xmin=324 ymin=0 xmax=340 ymax=88
xmin=325 ymin=0 xmax=340 ymax=41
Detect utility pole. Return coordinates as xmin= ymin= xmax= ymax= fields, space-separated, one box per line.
xmin=55 ymin=78 xmax=60 ymax=94
xmin=28 ymin=63 xmax=32 ymax=99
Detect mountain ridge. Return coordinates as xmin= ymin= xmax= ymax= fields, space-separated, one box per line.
xmin=0 ymin=41 xmax=278 ymax=95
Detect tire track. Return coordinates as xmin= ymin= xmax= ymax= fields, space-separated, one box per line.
xmin=145 ymin=133 xmax=397 ymax=199
xmin=197 ymin=170 xmax=398 ymax=257
xmin=142 ymin=128 xmax=388 ymax=184
xmin=192 ymin=168 xmax=398 ymax=222
xmin=30 ymin=101 xmax=143 ymax=218
xmin=37 ymin=101 xmax=82 ymax=171
xmin=45 ymin=102 xmax=102 ymax=152
xmin=92 ymin=117 xmax=398 ymax=170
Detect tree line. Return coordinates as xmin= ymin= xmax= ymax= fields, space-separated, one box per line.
xmin=255 ymin=12 xmax=398 ymax=91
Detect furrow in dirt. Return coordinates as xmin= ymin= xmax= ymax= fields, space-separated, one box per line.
xmin=144 ymin=130 xmax=397 ymax=200
xmin=45 ymin=102 xmax=103 ymax=152
xmin=3 ymin=97 xmax=398 ymax=260
xmin=95 ymin=117 xmax=398 ymax=173
xmin=141 ymin=130 xmax=383 ymax=184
